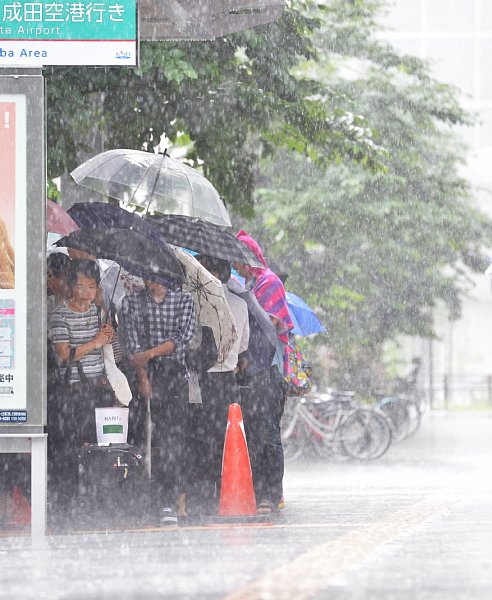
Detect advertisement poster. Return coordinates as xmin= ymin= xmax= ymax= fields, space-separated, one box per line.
xmin=0 ymin=95 xmax=26 ymax=420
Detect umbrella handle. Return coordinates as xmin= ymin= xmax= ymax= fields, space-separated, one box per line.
xmin=106 ymin=265 xmax=122 ymax=323
xmin=144 ymin=395 xmax=152 ymax=480
xmin=143 ymin=150 xmax=168 ymax=217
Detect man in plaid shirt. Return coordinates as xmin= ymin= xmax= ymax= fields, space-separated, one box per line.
xmin=119 ymin=274 xmax=195 ymax=525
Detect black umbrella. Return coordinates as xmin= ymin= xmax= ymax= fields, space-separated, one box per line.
xmin=56 ymin=227 xmax=184 ymax=283
xmin=146 ymin=214 xmax=265 ymax=268
xmin=68 ymin=201 xmax=169 ymax=248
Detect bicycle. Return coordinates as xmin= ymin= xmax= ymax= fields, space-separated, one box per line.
xmin=373 ymin=358 xmax=424 ymax=443
xmin=281 ymin=391 xmax=392 ymax=462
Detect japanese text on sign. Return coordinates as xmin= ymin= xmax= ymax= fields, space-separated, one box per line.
xmin=0 ymin=0 xmax=136 ymax=40
xmin=2 ymin=2 xmax=126 ymax=24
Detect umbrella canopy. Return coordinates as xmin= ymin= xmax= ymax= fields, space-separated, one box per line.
xmin=68 ymin=201 xmax=164 ymax=244
xmin=139 ymin=0 xmax=284 ymax=40
xmin=56 ymin=227 xmax=184 ymax=283
xmin=286 ymin=292 xmax=326 ymax=337
xmin=47 ymin=200 xmax=79 ymax=235
xmin=173 ymin=247 xmax=237 ymax=365
xmin=147 ymin=214 xmax=264 ymax=267
xmin=70 ymin=149 xmax=232 ymax=227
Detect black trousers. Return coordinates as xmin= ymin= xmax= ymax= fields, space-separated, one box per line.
xmin=47 ymin=380 xmax=114 ymax=528
xmin=240 ymin=367 xmax=285 ymax=507
xmin=199 ymin=371 xmax=241 ymax=494
xmin=149 ymin=362 xmax=189 ymax=510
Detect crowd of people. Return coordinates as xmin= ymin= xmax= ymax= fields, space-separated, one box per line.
xmin=46 ymin=230 xmax=294 ymax=530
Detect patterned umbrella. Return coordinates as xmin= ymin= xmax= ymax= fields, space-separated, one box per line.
xmin=147 ymin=214 xmax=264 ymax=267
xmin=173 ymin=247 xmax=237 ymax=365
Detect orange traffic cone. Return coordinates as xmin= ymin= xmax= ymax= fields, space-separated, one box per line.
xmin=218 ymin=403 xmax=257 ymax=517
xmin=206 ymin=403 xmax=271 ymax=525
xmin=7 ymin=485 xmax=31 ymax=528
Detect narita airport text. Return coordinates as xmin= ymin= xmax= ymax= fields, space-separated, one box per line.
xmin=0 ymin=47 xmax=48 ymax=57
xmin=0 ymin=24 xmax=62 ymax=36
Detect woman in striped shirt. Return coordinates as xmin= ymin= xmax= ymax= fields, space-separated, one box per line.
xmin=49 ymin=259 xmax=115 ymax=530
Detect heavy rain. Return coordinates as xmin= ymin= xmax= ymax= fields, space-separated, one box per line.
xmin=1 ymin=1 xmax=492 ymax=598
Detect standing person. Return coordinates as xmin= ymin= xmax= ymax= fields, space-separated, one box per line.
xmin=196 ymin=256 xmax=249 ymax=510
xmin=47 ymin=252 xmax=71 ymax=319
xmin=49 ymin=259 xmax=116 ymax=530
xmin=234 ymin=230 xmax=294 ymax=514
xmin=46 ymin=251 xmax=72 ymax=464
xmin=119 ymin=275 xmax=195 ymax=526
xmin=183 ymin=320 xmax=218 ymax=516
xmin=227 ymin=277 xmax=279 ymax=513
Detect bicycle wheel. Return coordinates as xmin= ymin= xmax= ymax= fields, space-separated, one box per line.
xmin=367 ymin=408 xmax=393 ymax=458
xmin=336 ymin=408 xmax=392 ymax=460
xmin=306 ymin=405 xmax=351 ymax=462
xmin=404 ymin=395 xmax=422 ymax=439
xmin=281 ymin=410 xmax=306 ymax=463
xmin=377 ymin=397 xmax=409 ymax=443
xmin=317 ymin=436 xmax=352 ymax=462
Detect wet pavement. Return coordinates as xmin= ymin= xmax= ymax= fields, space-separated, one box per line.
xmin=1 ymin=411 xmax=492 ymax=599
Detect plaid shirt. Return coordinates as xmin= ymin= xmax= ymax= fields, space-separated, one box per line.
xmin=119 ymin=288 xmax=195 ymax=367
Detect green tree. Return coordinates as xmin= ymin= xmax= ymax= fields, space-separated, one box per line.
xmin=247 ymin=0 xmax=492 ymax=390
xmin=46 ymin=5 xmax=384 ymax=216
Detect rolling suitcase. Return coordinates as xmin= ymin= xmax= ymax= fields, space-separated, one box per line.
xmin=76 ymin=443 xmax=150 ymax=530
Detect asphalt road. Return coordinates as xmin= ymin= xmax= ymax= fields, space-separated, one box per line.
xmin=1 ymin=411 xmax=491 ymax=599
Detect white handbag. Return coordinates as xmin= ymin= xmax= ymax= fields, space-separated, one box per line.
xmin=103 ymin=343 xmax=133 ymax=406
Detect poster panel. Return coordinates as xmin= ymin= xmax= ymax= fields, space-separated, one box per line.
xmin=0 ymin=95 xmax=26 ymax=421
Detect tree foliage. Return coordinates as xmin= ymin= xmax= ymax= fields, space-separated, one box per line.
xmin=45 ymin=0 xmax=492 ymax=390
xmin=45 ymin=5 xmax=384 ymax=216
xmin=245 ymin=0 xmax=492 ymax=389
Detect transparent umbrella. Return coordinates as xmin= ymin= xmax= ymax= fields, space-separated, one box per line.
xmin=70 ymin=149 xmax=232 ymax=227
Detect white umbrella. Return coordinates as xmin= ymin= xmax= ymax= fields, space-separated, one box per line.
xmin=173 ymin=247 xmax=238 ymax=365
xmin=70 ymin=149 xmax=232 ymax=227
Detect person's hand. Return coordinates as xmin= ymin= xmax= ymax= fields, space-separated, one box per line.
xmin=100 ymin=323 xmax=115 ymax=343
xmin=138 ymin=376 xmax=152 ymax=401
xmin=93 ymin=330 xmax=110 ymax=348
xmin=132 ymin=352 xmax=149 ymax=369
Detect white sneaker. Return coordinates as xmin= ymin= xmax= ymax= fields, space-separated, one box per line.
xmin=159 ymin=507 xmax=177 ymax=526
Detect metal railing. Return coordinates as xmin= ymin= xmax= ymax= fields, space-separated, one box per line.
xmin=427 ymin=374 xmax=492 ymax=409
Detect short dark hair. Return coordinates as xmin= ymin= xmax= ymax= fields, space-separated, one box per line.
xmin=197 ymin=255 xmax=231 ymax=284
xmin=67 ymin=259 xmax=100 ymax=287
xmin=47 ymin=252 xmax=71 ymax=278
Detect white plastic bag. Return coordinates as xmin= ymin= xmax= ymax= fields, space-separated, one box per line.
xmin=103 ymin=343 xmax=132 ymax=406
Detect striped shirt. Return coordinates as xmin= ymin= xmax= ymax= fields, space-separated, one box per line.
xmin=49 ymin=302 xmax=105 ymax=383
xmin=247 ymin=268 xmax=293 ymax=377
xmin=119 ymin=288 xmax=195 ymax=367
